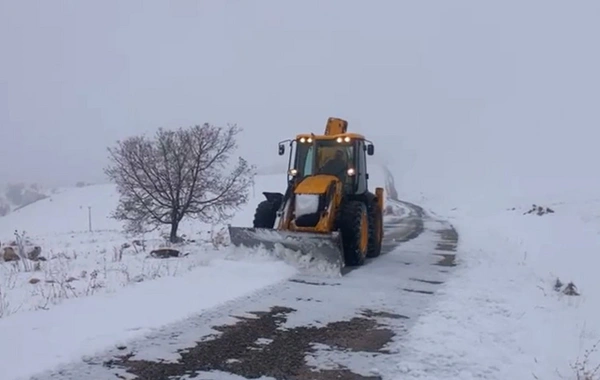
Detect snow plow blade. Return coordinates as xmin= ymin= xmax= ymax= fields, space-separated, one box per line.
xmin=227 ymin=226 xmax=344 ymax=273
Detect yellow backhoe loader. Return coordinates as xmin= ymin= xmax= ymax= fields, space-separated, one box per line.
xmin=228 ymin=117 xmax=384 ymax=272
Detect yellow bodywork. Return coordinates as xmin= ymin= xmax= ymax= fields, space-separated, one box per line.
xmin=293 ymin=174 xmax=337 ymax=194
xmin=325 ymin=117 xmax=347 ymax=135
xmin=277 ymin=174 xmax=343 ymax=234
xmin=295 ymin=117 xmax=365 ymax=141
xmin=296 ymin=132 xmax=366 ymax=140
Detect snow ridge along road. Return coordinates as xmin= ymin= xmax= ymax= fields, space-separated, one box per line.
xmin=36 ymin=184 xmax=459 ymax=380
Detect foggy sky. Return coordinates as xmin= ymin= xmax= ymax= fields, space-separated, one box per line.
xmin=1 ymin=1 xmax=599 ymax=195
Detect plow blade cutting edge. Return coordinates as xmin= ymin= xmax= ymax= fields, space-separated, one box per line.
xmin=227 ymin=226 xmax=345 ymax=272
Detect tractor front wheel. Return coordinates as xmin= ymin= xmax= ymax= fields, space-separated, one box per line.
xmin=253 ymin=200 xmax=278 ymax=228
xmin=340 ymin=201 xmax=369 ymax=266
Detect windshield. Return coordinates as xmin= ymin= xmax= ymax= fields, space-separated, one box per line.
xmin=294 ymin=140 xmax=354 ymax=178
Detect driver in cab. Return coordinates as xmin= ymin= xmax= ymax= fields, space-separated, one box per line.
xmin=319 ymin=149 xmax=348 ymax=180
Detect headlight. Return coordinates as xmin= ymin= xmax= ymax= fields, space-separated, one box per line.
xmin=347 ymin=168 xmax=356 ymax=176
xmin=344 ymin=136 xmax=351 ymax=142
xmin=300 ymin=137 xmax=306 ymax=143
xmin=289 ymin=168 xmax=298 ymax=176
xmin=336 ymin=137 xmax=343 ymax=143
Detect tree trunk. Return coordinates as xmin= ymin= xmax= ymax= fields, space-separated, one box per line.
xmin=169 ymin=220 xmax=179 ymax=243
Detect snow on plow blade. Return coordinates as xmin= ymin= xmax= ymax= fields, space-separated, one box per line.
xmin=227 ymin=226 xmax=344 ymax=274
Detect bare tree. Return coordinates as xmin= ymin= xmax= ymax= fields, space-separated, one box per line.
xmin=105 ymin=123 xmax=254 ymax=243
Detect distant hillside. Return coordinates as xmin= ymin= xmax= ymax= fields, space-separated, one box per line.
xmin=0 ymin=183 xmax=51 ymax=217
xmin=0 ymin=181 xmax=103 ymax=218
xmin=0 ymin=183 xmax=121 ymax=238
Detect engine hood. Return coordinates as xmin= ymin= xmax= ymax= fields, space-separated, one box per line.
xmin=294 ymin=174 xmax=339 ymax=195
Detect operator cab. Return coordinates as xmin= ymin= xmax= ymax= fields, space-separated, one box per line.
xmin=278 ymin=132 xmax=375 ymax=195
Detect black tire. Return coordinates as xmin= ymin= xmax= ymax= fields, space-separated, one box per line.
xmin=253 ymin=200 xmax=278 ymax=228
xmin=339 ymin=201 xmax=369 ymax=266
xmin=367 ymin=200 xmax=383 ymax=258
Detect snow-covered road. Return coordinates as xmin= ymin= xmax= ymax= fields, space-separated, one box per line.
xmin=35 ymin=199 xmax=459 ymax=380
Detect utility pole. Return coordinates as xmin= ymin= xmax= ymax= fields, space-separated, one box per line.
xmin=88 ymin=206 xmax=92 ymax=232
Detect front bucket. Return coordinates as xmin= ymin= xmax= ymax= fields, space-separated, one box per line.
xmin=227 ymin=225 xmax=345 ymax=272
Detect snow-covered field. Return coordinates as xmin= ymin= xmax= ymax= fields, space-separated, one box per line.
xmin=392 ymin=181 xmax=600 ymax=379
xmin=0 ymin=183 xmax=219 ymax=319
xmin=0 ymin=167 xmax=391 ymax=380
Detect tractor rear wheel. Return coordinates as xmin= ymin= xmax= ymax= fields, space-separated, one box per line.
xmin=367 ymin=200 xmax=383 ymax=258
xmin=253 ymin=200 xmax=278 ymax=228
xmin=340 ymin=201 xmax=369 ymax=266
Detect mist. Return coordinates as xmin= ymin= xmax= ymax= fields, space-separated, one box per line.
xmin=1 ymin=1 xmax=599 ymax=200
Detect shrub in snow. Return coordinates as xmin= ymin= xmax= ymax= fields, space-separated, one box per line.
xmin=554 ymin=278 xmax=563 ymax=291
xmin=27 ymin=246 xmax=42 ymax=261
xmin=570 ymin=339 xmax=600 ymax=380
xmin=524 ymin=204 xmax=555 ymax=216
xmin=554 ymin=277 xmax=580 ymax=296
xmin=563 ymin=282 xmax=580 ymax=296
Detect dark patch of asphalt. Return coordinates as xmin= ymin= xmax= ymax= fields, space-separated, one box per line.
xmin=288 ymin=279 xmax=340 ymax=286
xmin=410 ymin=278 xmax=445 ymax=285
xmin=402 ymin=288 xmax=435 ymax=295
xmin=105 ymin=306 xmax=393 ymax=380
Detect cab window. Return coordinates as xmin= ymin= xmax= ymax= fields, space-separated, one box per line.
xmin=303 ymin=146 xmax=315 ymax=175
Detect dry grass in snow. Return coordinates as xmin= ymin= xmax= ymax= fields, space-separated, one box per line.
xmin=0 ymin=173 xmax=299 ymax=321
xmin=0 ymin=221 xmax=231 ymax=319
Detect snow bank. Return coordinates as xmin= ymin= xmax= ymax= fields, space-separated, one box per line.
xmin=0 ymin=258 xmax=296 ymax=380
xmin=393 ymin=192 xmax=600 ymax=379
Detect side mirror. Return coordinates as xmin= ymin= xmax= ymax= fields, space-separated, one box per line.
xmin=367 ymin=144 xmax=374 ymax=156
xmin=278 ymin=144 xmax=285 ymax=155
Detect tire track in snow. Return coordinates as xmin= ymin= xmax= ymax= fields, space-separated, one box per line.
xmin=37 ymin=169 xmax=459 ymax=380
